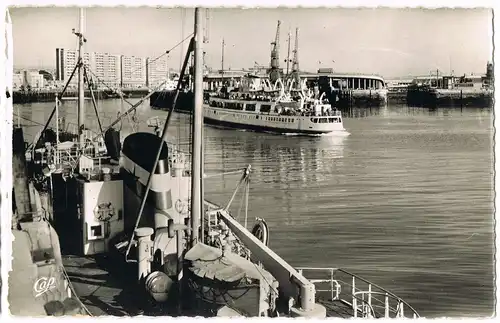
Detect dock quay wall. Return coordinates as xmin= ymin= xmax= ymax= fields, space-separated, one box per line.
xmin=13 ymin=88 xmax=150 ymax=104
xmin=406 ymin=85 xmax=493 ymax=108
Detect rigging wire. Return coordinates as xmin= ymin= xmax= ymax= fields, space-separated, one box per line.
xmin=178 ymin=8 xmax=192 ymax=209
xmin=32 ymin=62 xmax=80 ymax=149
xmin=60 ymin=266 xmax=94 ymax=316
xmin=84 ymin=50 xmax=187 ymax=133
xmin=83 ymin=66 xmax=104 ymax=136
xmin=84 ymin=66 xmax=161 ymax=135
xmin=177 ymin=7 xmax=186 ymax=146
xmin=124 ymin=37 xmax=195 ymax=263
xmin=80 ymin=66 xmax=135 ymax=131
xmin=203 ymin=168 xmax=250 ymax=178
xmin=180 ymin=9 xmax=186 ymax=74
xmin=13 ymin=113 xmax=54 ymax=129
xmin=175 ymin=7 xmax=188 ymax=198
xmin=150 ymin=33 xmax=194 ymax=68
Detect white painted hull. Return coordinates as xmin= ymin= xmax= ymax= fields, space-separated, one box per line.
xmin=203 ymin=105 xmax=345 ymax=135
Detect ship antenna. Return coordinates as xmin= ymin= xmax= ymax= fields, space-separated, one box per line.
xmin=190 ymin=7 xmax=204 ymax=248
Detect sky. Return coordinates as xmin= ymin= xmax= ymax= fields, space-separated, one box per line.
xmin=9 ymin=7 xmax=493 ymax=78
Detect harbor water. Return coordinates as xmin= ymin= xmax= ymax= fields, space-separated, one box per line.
xmin=15 ymin=99 xmax=494 ymax=318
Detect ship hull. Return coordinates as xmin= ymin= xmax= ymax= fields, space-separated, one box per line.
xmin=203 ymin=105 xmax=345 ymax=135
xmin=406 ymin=85 xmax=493 ymax=107
xmin=204 ymin=116 xmax=336 ymax=135
xmin=150 ymin=90 xmax=193 ymax=113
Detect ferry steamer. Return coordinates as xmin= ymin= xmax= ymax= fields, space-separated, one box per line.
xmin=204 ymin=94 xmax=345 ymax=135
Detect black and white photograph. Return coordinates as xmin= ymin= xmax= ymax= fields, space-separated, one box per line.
xmin=1 ymin=2 xmax=496 ymax=319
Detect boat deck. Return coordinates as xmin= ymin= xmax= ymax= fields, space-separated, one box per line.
xmin=62 ymin=255 xmax=356 ymax=318
xmin=321 ymin=299 xmax=356 ymax=318
xmin=62 ymin=255 xmax=138 ymax=316
xmin=63 ymin=254 xmax=180 ymax=316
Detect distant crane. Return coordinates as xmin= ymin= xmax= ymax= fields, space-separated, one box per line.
xmin=291 ymin=27 xmax=300 ymax=89
xmin=268 ymin=20 xmax=282 ymax=84
xmin=284 ymin=29 xmax=292 ymax=77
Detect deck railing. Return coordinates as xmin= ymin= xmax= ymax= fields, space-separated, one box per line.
xmin=296 ymin=267 xmax=419 ymax=319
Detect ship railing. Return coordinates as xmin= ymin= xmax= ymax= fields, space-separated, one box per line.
xmin=296 ymin=267 xmax=419 ymax=319
xmin=52 ymin=140 xmax=109 ymax=175
xmin=31 ymin=141 xmax=103 ymax=169
xmin=315 ymin=110 xmax=342 ymax=117
xmin=300 ymin=110 xmax=342 ymax=118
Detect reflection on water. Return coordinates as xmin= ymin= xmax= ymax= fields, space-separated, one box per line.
xmin=205 ymin=128 xmax=347 ymax=185
xmin=15 ymin=100 xmax=494 ymax=318
xmin=203 ymin=105 xmax=494 ymax=318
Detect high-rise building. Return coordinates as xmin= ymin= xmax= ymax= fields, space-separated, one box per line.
xmin=55 ymin=48 xmax=63 ymax=81
xmin=89 ymin=52 xmax=121 ymax=88
xmin=146 ymin=57 xmax=168 ymax=89
xmin=55 ymin=48 xmax=90 ymax=84
xmin=56 ymin=48 xmax=121 ymax=88
xmin=121 ymin=55 xmax=147 ymax=88
xmin=56 ymin=48 xmax=162 ymax=89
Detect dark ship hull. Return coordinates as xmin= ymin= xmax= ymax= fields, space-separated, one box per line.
xmin=406 ymin=84 xmax=493 ymax=108
xmin=150 ymin=90 xmax=194 ymax=114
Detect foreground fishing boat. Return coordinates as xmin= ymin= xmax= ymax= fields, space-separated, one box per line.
xmin=10 ymin=7 xmax=419 ymax=318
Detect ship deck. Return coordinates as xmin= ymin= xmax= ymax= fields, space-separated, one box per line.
xmin=321 ymin=299 xmax=356 ymax=318
xmin=62 ymin=255 xmax=136 ymax=316
xmin=62 ymin=255 xmax=355 ymax=318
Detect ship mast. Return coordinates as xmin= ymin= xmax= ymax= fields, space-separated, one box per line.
xmin=190 ymin=7 xmax=204 ymax=248
xmin=76 ymin=8 xmax=86 ymax=146
xmin=291 ymin=27 xmax=300 ymax=89
xmin=285 ymin=29 xmax=292 ymax=77
xmin=221 ymin=38 xmax=225 ymax=86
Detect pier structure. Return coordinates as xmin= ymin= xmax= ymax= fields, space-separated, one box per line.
xmin=405 ymin=65 xmax=494 ymax=108
xmin=202 ymin=72 xmax=386 ymax=91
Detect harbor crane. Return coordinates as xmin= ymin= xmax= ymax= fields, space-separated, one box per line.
xmin=268 ymin=20 xmax=282 ymax=84
xmin=291 ymin=27 xmax=300 ymax=89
